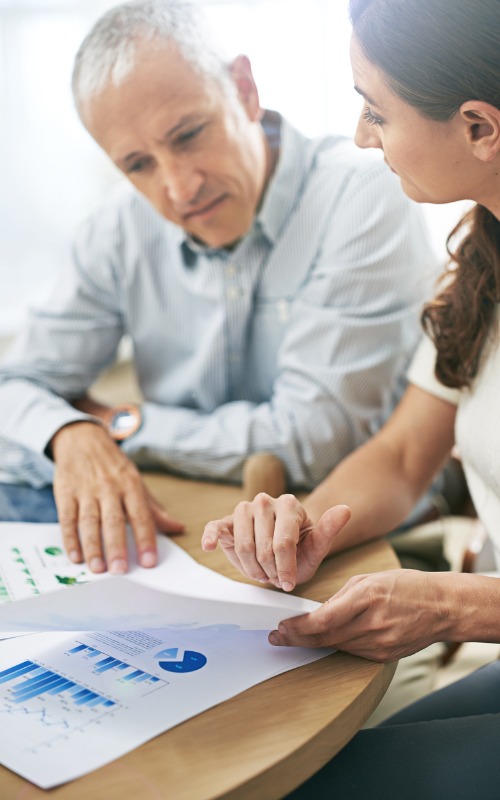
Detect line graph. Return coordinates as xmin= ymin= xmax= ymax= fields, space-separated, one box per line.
xmin=0 ymin=658 xmax=121 ymax=751
xmin=0 ymin=640 xmax=168 ymax=754
xmin=0 ymin=702 xmax=72 ymax=730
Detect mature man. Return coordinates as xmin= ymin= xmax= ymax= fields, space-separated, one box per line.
xmin=0 ymin=0 xmax=437 ymax=573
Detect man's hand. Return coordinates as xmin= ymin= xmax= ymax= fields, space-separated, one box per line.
xmin=202 ymin=493 xmax=351 ymax=591
xmin=51 ymin=422 xmax=184 ymax=573
xmin=268 ymin=569 xmax=452 ymax=661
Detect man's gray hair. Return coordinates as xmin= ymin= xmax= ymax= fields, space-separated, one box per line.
xmin=72 ymin=0 xmax=232 ymax=112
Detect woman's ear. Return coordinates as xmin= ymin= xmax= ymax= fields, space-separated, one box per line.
xmin=229 ymin=55 xmax=263 ymax=121
xmin=460 ymin=100 xmax=500 ymax=162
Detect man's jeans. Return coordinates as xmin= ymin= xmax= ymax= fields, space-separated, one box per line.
xmin=0 ymin=482 xmax=58 ymax=523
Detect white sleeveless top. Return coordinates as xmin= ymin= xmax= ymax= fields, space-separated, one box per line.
xmin=408 ymin=309 xmax=500 ymax=568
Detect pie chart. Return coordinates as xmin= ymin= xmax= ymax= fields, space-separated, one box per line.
xmin=155 ymin=648 xmax=207 ymax=673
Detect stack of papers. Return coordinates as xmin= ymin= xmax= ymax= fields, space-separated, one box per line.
xmin=0 ymin=523 xmax=331 ymax=788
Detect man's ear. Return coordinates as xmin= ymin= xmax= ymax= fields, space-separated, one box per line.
xmin=229 ymin=55 xmax=263 ymax=121
xmin=460 ymin=100 xmax=500 ymax=162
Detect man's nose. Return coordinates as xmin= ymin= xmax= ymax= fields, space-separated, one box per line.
xmin=159 ymin=159 xmax=204 ymax=207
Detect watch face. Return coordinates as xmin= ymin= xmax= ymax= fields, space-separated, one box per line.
xmin=108 ymin=405 xmax=142 ymax=441
xmin=111 ymin=409 xmax=136 ymax=431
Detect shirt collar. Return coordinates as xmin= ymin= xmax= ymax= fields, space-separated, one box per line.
xmin=179 ymin=111 xmax=309 ymax=260
xmin=256 ymin=113 xmax=309 ymax=244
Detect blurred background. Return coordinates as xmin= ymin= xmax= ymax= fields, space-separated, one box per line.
xmin=0 ymin=0 xmax=470 ymax=343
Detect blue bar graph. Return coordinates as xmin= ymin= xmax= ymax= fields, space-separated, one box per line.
xmin=0 ymin=660 xmax=115 ymax=709
xmin=68 ymin=644 xmax=87 ymax=655
xmin=67 ymin=644 xmax=102 ymax=659
xmin=123 ymin=670 xmax=144 ymax=682
xmin=0 ymin=661 xmax=40 ymax=684
xmin=75 ymin=692 xmax=99 ymax=706
xmin=48 ymin=680 xmax=75 ymax=694
xmin=65 ymin=642 xmax=160 ymax=686
xmin=95 ymin=657 xmax=115 ymax=667
xmin=134 ymin=673 xmax=152 ymax=683
xmin=94 ymin=659 xmax=121 ymax=674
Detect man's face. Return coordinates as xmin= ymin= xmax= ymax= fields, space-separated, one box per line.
xmin=82 ymin=45 xmax=269 ymax=248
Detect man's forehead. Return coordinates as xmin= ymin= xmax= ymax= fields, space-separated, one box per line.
xmin=118 ymin=40 xmax=206 ymax=92
xmin=89 ymin=42 xmax=212 ymax=108
xmin=82 ymin=46 xmax=222 ymax=137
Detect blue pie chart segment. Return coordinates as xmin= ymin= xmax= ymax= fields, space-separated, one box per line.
xmin=158 ymin=650 xmax=207 ymax=673
xmin=155 ymin=648 xmax=179 ymax=659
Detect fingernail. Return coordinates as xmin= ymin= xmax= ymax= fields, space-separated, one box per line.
xmin=282 ymin=582 xmax=294 ymax=592
xmin=258 ymin=578 xmax=268 ymax=584
xmin=69 ymin=550 xmax=81 ymax=563
xmin=140 ymin=551 xmax=156 ymax=568
xmin=110 ymin=559 xmax=127 ymax=575
xmin=89 ymin=557 xmax=106 ymax=572
xmin=269 ymin=631 xmax=279 ymax=646
xmin=278 ymin=623 xmax=288 ymax=635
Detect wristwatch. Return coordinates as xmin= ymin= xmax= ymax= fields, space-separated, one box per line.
xmin=106 ymin=404 xmax=143 ymax=442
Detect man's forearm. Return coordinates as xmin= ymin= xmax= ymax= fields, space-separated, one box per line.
xmin=0 ymin=378 xmax=97 ymax=457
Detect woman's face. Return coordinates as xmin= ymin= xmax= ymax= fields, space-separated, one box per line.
xmin=350 ymin=36 xmax=479 ymax=205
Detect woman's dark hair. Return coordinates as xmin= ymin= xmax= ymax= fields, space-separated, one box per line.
xmin=349 ymin=0 xmax=500 ymax=388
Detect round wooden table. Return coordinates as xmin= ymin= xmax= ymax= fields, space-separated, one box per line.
xmin=2 ymin=473 xmax=399 ymax=800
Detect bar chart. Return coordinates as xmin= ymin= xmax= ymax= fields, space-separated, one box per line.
xmin=65 ymin=643 xmax=166 ymax=695
xmin=0 ymin=642 xmax=169 ymax=753
xmin=0 ymin=660 xmax=116 ymax=709
xmin=0 ymin=657 xmax=123 ymax=751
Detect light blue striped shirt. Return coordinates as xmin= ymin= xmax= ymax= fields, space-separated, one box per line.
xmin=0 ymin=116 xmax=437 ymax=490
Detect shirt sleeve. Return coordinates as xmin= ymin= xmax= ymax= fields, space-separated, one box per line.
xmin=0 ymin=162 xmax=439 ymax=492
xmin=123 ymin=164 xmax=438 ymax=488
xmin=408 ymin=335 xmax=461 ymax=406
xmin=0 ymin=206 xmax=125 ymax=480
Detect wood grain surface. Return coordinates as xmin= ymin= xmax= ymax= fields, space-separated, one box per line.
xmin=1 ymin=472 xmax=398 ymax=800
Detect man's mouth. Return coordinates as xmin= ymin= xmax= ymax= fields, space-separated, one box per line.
xmin=183 ymin=194 xmax=228 ymax=221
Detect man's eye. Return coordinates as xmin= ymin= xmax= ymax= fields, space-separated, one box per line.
xmin=127 ymin=158 xmax=150 ymax=174
xmin=176 ymin=124 xmax=205 ymax=145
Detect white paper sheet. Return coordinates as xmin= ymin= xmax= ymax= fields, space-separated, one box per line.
xmin=0 ymin=523 xmax=319 ymax=636
xmin=0 ymin=589 xmax=331 ymax=787
xmin=0 ymin=522 xmax=315 ymax=609
xmin=0 ymin=523 xmax=103 ymax=602
xmin=0 ymin=523 xmax=333 ymax=787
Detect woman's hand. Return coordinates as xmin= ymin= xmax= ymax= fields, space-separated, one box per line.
xmin=268 ymin=569 xmax=453 ymax=661
xmin=202 ymin=493 xmax=351 ymax=591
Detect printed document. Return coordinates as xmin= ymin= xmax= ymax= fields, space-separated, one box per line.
xmin=0 ymin=523 xmax=332 ymax=787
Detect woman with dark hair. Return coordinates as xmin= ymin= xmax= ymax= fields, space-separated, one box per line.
xmin=202 ymin=0 xmax=500 ymax=795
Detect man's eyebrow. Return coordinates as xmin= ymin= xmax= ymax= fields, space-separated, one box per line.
xmin=354 ymin=84 xmax=383 ymax=109
xmin=165 ymin=114 xmax=203 ymax=139
xmin=117 ymin=151 xmax=142 ymax=169
xmin=116 ymin=114 xmax=204 ymax=167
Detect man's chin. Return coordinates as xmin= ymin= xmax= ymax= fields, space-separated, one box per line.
xmin=188 ymin=222 xmax=251 ymax=251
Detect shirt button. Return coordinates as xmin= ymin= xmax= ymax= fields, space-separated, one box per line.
xmin=226 ymin=263 xmax=237 ymax=277
xmin=227 ymin=286 xmax=241 ymax=300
